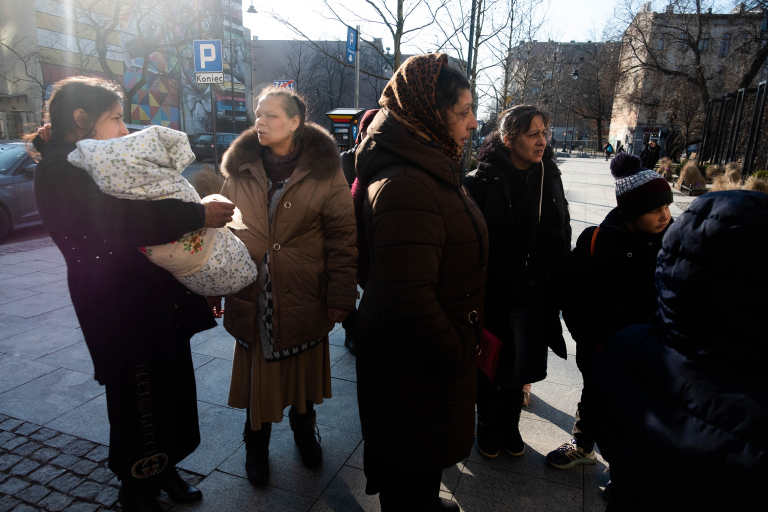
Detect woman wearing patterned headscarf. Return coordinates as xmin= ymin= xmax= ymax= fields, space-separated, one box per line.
xmin=355 ymin=54 xmax=488 ymax=511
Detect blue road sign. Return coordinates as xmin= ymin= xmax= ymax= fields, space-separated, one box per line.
xmin=194 ymin=40 xmax=223 ymax=72
xmin=346 ymin=26 xmax=357 ymax=65
xmin=352 ymin=124 xmax=358 ymax=141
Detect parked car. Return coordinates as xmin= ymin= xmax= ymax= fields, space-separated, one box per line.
xmin=191 ymin=133 xmax=238 ymax=162
xmin=0 ymin=143 xmax=42 ymax=242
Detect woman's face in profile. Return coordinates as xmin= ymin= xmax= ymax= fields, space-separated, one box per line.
xmin=444 ymin=88 xmax=478 ymax=147
xmin=254 ymin=95 xmax=299 ymax=148
xmin=91 ymin=103 xmax=129 ymax=140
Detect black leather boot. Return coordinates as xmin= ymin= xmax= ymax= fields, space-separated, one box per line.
xmin=499 ymin=387 xmax=525 ymax=456
xmin=158 ymin=467 xmax=202 ymax=503
xmin=476 ymin=371 xmax=501 ymax=458
xmin=119 ymin=480 xmax=163 ymax=512
xmin=243 ymin=415 xmax=271 ymax=486
xmin=288 ymin=405 xmax=322 ymax=469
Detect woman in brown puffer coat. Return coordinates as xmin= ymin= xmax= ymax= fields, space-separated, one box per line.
xmin=355 ymin=54 xmax=488 ymax=511
xmin=210 ymin=87 xmax=358 ymax=487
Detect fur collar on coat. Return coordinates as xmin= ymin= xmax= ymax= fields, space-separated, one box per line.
xmin=221 ymin=122 xmax=340 ymax=181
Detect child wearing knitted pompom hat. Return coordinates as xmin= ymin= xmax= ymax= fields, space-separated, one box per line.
xmin=544 ymin=152 xmax=674 ymax=481
xmin=611 ymin=153 xmax=674 ymax=227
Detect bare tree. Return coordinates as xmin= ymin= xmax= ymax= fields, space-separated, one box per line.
xmin=613 ymin=0 xmax=768 ymax=109
xmin=0 ymin=35 xmax=58 ymax=116
xmin=570 ymin=42 xmax=621 ymax=150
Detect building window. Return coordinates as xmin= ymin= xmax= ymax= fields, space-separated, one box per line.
xmin=579 ymin=56 xmax=584 ymax=61
xmin=699 ymin=33 xmax=710 ymax=51
xmin=658 ymin=35 xmax=664 ymax=50
xmin=678 ymin=31 xmax=686 ymax=50
xmin=720 ymin=34 xmax=731 ymax=57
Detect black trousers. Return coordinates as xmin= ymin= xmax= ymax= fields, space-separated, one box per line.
xmin=104 ymin=340 xmax=199 ymax=484
xmin=571 ymin=387 xmax=596 ymax=450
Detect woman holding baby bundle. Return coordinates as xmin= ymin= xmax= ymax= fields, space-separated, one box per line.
xmin=212 ymin=87 xmax=357 ymax=486
xmin=31 ymin=77 xmax=233 ymax=512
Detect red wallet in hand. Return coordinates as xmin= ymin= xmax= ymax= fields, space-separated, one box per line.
xmin=477 ymin=328 xmax=503 ymax=381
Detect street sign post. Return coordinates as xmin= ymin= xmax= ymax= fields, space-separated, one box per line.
xmin=345 ymin=27 xmax=357 ymax=65
xmin=194 ymin=40 xmax=223 ymax=172
xmin=345 ymin=26 xmax=361 ymax=109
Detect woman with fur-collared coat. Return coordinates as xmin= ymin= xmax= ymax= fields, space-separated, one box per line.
xmin=210 ymin=88 xmax=358 ymax=487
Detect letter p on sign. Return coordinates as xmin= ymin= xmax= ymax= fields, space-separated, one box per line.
xmin=200 ymin=44 xmax=215 ymax=69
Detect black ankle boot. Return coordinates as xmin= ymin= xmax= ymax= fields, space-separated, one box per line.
xmin=499 ymin=387 xmax=525 ymax=456
xmin=288 ymin=406 xmax=322 ymax=468
xmin=158 ymin=467 xmax=202 ymax=503
xmin=243 ymin=419 xmax=271 ymax=486
xmin=119 ymin=481 xmax=163 ymax=512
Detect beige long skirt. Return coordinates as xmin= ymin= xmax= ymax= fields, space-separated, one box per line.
xmin=228 ymin=338 xmax=333 ymax=430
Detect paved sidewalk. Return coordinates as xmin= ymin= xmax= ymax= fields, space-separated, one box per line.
xmin=0 ymin=156 xmax=677 ymax=511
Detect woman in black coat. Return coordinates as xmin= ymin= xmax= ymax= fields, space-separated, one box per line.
xmin=589 ymin=191 xmax=768 ymax=510
xmin=31 ymin=77 xmax=233 ymax=512
xmin=464 ymin=105 xmax=570 ymax=459
xmin=639 ymin=140 xmax=660 ymax=168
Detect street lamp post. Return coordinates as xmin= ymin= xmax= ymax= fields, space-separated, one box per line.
xmin=228 ymin=0 xmax=236 ymax=133
xmin=562 ymin=67 xmax=578 ymax=152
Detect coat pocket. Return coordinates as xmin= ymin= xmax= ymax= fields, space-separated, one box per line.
xmin=224 ymin=284 xmax=258 ymax=344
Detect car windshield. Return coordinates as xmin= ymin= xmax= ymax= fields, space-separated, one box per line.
xmin=0 ymin=145 xmax=27 ymax=175
xmin=197 ymin=135 xmax=213 ymax=143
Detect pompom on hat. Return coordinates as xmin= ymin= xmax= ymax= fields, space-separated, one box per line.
xmin=610 ymin=153 xmax=673 ymax=219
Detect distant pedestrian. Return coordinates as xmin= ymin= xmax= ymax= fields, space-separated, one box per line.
xmin=339 ymin=108 xmax=380 ymax=356
xmin=589 ymin=190 xmax=768 ymax=510
xmin=355 ymin=54 xmax=487 ymax=511
xmin=604 ymin=142 xmax=614 ymax=161
xmin=215 ymin=87 xmax=358 ymax=487
xmin=31 ymin=76 xmax=232 ymax=512
xmin=464 ymin=105 xmax=570 ymax=461
xmin=546 ymin=153 xmax=673 ymax=477
xmin=616 ymin=143 xmax=625 ymax=154
xmin=639 ymin=139 xmax=660 ymax=169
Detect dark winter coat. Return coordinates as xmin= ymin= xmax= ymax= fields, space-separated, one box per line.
xmin=563 ymin=207 xmax=672 ymax=372
xmin=355 ymin=109 xmax=489 ymax=474
xmin=589 ymin=191 xmax=768 ymax=511
xmin=639 ymin=143 xmax=660 ymax=169
xmin=34 ymin=142 xmax=216 ymax=385
xmin=463 ymin=136 xmax=570 ymax=359
xmin=340 ymin=144 xmax=358 ymax=186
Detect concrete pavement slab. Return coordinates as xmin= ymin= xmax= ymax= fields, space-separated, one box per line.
xmin=0 ymin=288 xmax=40 ymax=306
xmin=0 ymin=294 xmax=72 ymax=319
xmin=190 ymin=324 xmax=228 ymax=347
xmin=195 ymin=358 xmax=234 ymax=408
xmin=2 ymin=260 xmax=63 ymax=275
xmin=31 ymin=306 xmax=81 ymax=329
xmin=1 ymin=272 xmax=67 ymax=290
xmin=0 ymin=324 xmax=84 ymax=360
xmin=308 ymin=465 xmax=381 ymax=512
xmin=330 ymin=353 xmax=357 ymax=383
xmin=176 ymin=401 xmax=244 ymax=476
xmin=314 ymin=378 xmax=360 ymax=434
xmin=0 ymin=369 xmax=103 ymax=425
xmin=29 ymin=279 xmax=71 ymax=298
xmin=173 ymin=470 xmax=315 ymax=512
xmin=520 ymin=381 xmax=583 ymax=431
xmin=37 ymin=266 xmax=68 ymax=275
xmin=46 ymin=395 xmax=109 ymax=446
xmin=453 ymin=460 xmax=582 ymax=512
xmin=328 ymin=325 xmax=345 ymax=347
xmin=192 ymin=353 xmax=216 ymax=370
xmin=36 ymin=342 xmax=95 ymax=375
xmin=0 ymin=355 xmax=58 ymax=394
xmin=541 ymin=353 xmax=584 ymax=389
xmin=218 ymin=420 xmax=362 ymax=499
xmin=329 ymin=344 xmax=350 ymax=366
xmin=192 ymin=333 xmax=236 ymax=361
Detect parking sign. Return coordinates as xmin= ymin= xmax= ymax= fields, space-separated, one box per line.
xmin=194 ymin=40 xmax=224 ymax=84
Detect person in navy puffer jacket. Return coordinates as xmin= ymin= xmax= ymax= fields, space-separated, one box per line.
xmin=589 ymin=190 xmax=768 ymax=511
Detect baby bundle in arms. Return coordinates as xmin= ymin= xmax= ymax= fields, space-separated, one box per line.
xmin=67 ymin=126 xmax=257 ymax=296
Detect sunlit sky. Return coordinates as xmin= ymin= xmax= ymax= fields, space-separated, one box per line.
xmin=242 ymin=0 xmax=618 ymax=50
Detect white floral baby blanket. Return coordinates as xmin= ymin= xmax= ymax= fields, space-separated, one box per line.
xmin=67 ymin=126 xmax=257 ymax=296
